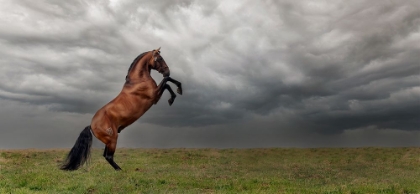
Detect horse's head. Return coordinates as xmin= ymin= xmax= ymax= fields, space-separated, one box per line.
xmin=149 ymin=47 xmax=170 ymax=77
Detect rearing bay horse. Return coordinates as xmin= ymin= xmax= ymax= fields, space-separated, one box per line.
xmin=61 ymin=48 xmax=182 ymax=171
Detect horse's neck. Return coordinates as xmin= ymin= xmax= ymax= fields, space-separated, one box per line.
xmin=127 ymin=58 xmax=152 ymax=82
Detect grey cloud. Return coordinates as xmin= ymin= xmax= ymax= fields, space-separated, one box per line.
xmin=0 ymin=0 xmax=419 ymax=148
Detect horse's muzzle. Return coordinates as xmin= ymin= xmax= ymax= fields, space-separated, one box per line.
xmin=162 ymin=68 xmax=170 ymax=77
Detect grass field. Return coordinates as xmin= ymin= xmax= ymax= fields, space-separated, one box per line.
xmin=1 ymin=147 xmax=420 ymax=193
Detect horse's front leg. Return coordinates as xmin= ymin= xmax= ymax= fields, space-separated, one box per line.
xmin=154 ymin=78 xmax=177 ymax=105
xmin=166 ymin=77 xmax=182 ymax=95
xmin=154 ymin=84 xmax=176 ymax=105
xmin=164 ymin=84 xmax=177 ymax=106
xmin=156 ymin=77 xmax=168 ymax=92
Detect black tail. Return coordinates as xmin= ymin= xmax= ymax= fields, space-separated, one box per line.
xmin=61 ymin=126 xmax=93 ymax=171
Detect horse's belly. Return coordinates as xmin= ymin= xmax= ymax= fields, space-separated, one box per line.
xmin=90 ymin=91 xmax=155 ymax=131
xmin=118 ymin=99 xmax=154 ymax=125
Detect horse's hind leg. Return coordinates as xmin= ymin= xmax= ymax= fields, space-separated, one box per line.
xmin=103 ymin=146 xmax=108 ymax=157
xmin=104 ymin=142 xmax=122 ymax=170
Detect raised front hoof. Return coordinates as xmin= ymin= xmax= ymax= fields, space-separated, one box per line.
xmin=177 ymin=87 xmax=183 ymax=95
xmin=168 ymin=98 xmax=174 ymax=106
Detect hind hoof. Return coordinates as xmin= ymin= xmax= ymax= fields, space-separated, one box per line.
xmin=177 ymin=87 xmax=182 ymax=95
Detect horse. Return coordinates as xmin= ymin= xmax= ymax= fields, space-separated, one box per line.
xmin=60 ymin=48 xmax=182 ymax=171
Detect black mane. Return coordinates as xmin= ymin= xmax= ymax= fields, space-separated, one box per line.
xmin=126 ymin=51 xmax=148 ymax=81
xmin=127 ymin=52 xmax=148 ymax=74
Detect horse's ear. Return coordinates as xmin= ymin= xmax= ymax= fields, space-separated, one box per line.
xmin=152 ymin=47 xmax=161 ymax=62
xmin=152 ymin=47 xmax=161 ymax=56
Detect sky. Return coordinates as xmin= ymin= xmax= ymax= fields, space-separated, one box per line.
xmin=0 ymin=0 xmax=419 ymax=149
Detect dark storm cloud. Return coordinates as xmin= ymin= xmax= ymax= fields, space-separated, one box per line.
xmin=0 ymin=0 xmax=419 ymax=148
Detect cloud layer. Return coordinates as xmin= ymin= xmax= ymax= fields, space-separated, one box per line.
xmin=0 ymin=0 xmax=419 ymax=148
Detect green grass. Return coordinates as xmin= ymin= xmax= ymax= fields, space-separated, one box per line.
xmin=1 ymin=148 xmax=420 ymax=193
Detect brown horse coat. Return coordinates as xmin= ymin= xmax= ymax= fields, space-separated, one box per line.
xmin=61 ymin=48 xmax=182 ymax=170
